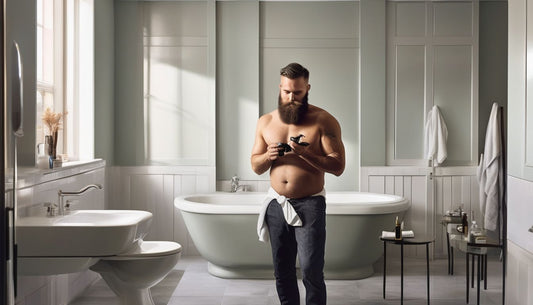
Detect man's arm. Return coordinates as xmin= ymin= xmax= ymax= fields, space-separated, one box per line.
xmin=251 ymin=115 xmax=277 ymax=175
xmin=290 ymin=114 xmax=345 ymax=176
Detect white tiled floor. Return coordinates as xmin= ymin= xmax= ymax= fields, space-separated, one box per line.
xmin=70 ymin=255 xmax=503 ymax=305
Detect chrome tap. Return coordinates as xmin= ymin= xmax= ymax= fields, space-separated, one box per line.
xmin=230 ymin=176 xmax=240 ymax=192
xmin=230 ymin=176 xmax=248 ymax=192
xmin=57 ymin=184 xmax=103 ymax=215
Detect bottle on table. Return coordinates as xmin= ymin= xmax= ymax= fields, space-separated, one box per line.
xmin=462 ymin=212 xmax=468 ymax=239
xmin=395 ymin=216 xmax=402 ymax=240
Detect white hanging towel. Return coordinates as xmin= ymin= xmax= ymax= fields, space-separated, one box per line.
xmin=477 ymin=103 xmax=503 ymax=231
xmin=424 ymin=105 xmax=448 ymax=166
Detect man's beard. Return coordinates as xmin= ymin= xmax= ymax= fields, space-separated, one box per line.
xmin=278 ymin=93 xmax=309 ymax=125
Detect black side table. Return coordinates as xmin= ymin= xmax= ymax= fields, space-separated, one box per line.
xmin=381 ymin=234 xmax=435 ymax=305
xmin=441 ymin=216 xmax=463 ymax=275
xmin=449 ymin=234 xmax=504 ymax=305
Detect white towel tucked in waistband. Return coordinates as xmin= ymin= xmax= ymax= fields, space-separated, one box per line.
xmin=257 ymin=187 xmax=326 ymax=243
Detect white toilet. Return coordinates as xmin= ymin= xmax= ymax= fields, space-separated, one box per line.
xmin=90 ymin=240 xmax=182 ymax=305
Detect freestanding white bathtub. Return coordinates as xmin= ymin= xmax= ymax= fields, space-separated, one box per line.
xmin=175 ymin=191 xmax=410 ymax=280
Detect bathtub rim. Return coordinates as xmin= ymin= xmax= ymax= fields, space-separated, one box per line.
xmin=174 ymin=191 xmax=410 ymax=215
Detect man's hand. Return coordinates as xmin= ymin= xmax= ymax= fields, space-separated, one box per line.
xmin=267 ymin=143 xmax=283 ymax=160
xmin=288 ymin=134 xmax=310 ymax=156
xmin=288 ymin=141 xmax=309 ymax=156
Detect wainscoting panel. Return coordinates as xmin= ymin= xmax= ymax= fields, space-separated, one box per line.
xmin=362 ymin=167 xmax=432 ymax=258
xmin=506 ymin=240 xmax=533 ymax=305
xmin=433 ymin=173 xmax=481 ymax=258
xmin=386 ymin=0 xmax=479 ymax=166
xmin=361 ymin=166 xmax=479 ymax=258
xmin=108 ymin=166 xmax=216 ymax=256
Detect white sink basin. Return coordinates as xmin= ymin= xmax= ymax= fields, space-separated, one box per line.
xmin=17 ymin=210 xmax=153 ymax=257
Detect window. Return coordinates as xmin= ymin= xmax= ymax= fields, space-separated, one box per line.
xmin=36 ymin=0 xmax=94 ymax=162
xmin=36 ymin=0 xmax=62 ymax=157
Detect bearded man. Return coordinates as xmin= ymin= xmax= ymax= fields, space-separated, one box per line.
xmin=251 ymin=63 xmax=346 ymax=305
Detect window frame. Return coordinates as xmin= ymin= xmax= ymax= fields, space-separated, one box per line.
xmin=36 ymin=0 xmax=94 ymax=162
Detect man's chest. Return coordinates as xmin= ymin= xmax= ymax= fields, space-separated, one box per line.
xmin=263 ymin=124 xmax=321 ymax=145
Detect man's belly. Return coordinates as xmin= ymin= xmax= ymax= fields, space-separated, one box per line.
xmin=270 ymin=162 xmax=324 ymax=199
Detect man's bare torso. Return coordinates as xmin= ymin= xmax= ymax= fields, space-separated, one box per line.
xmin=251 ymin=73 xmax=345 ymax=199
xmin=260 ymin=106 xmax=328 ymax=198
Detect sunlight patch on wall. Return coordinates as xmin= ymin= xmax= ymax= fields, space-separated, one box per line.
xmin=143 ymin=52 xmax=210 ymax=165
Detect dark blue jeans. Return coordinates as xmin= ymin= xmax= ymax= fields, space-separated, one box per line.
xmin=265 ymin=195 xmax=327 ymax=305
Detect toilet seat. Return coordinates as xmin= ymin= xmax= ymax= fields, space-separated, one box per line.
xmin=103 ymin=241 xmax=182 ymax=260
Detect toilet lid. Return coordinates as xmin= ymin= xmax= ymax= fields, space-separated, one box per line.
xmin=109 ymin=241 xmax=182 ymax=260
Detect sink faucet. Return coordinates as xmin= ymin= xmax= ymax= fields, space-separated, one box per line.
xmin=58 ymin=184 xmax=103 ymax=215
xmin=230 ymin=176 xmax=240 ymax=192
xmin=232 ymin=175 xmax=251 ymax=193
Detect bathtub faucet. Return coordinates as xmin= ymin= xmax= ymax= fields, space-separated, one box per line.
xmin=230 ymin=176 xmax=247 ymax=192
xmin=57 ymin=184 xmax=103 ymax=215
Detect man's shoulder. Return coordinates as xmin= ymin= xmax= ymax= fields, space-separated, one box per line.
xmin=257 ymin=110 xmax=277 ymax=127
xmin=309 ymin=105 xmax=335 ymax=121
xmin=259 ymin=110 xmax=278 ymax=121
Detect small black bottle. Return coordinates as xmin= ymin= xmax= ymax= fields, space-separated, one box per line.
xmin=462 ymin=212 xmax=468 ymax=238
xmin=395 ymin=216 xmax=402 ymax=240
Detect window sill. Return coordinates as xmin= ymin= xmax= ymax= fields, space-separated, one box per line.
xmin=6 ymin=159 xmax=106 ymax=191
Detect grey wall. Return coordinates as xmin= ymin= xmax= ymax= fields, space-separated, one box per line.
xmin=259 ymin=1 xmax=359 ymax=191
xmin=113 ymin=1 xmax=216 ymax=166
xmin=215 ymin=1 xmax=360 ymax=190
xmin=6 ymin=0 xmax=36 ymax=166
xmin=359 ymin=0 xmax=386 ymax=166
xmin=478 ymin=1 xmax=508 ymax=157
xmin=114 ymin=1 xmax=144 ymax=165
xmin=95 ymin=0 xmax=508 ymax=191
xmin=108 ymin=1 xmax=359 ymax=190
xmin=216 ymin=1 xmax=260 ymax=180
xmin=94 ymin=0 xmax=115 ymax=165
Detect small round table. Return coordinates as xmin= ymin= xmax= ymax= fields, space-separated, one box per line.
xmin=380 ymin=233 xmax=435 ymax=305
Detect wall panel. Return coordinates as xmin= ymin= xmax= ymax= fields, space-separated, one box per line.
xmin=433 ymin=2 xmax=473 ymax=37
xmin=506 ymin=240 xmax=533 ymax=305
xmin=216 ymin=1 xmax=259 ymax=181
xmin=508 ymin=176 xmax=533 ymax=255
xmin=395 ymin=45 xmax=425 ymax=159
xmin=260 ymin=1 xmax=359 ymax=191
xmin=115 ymin=1 xmax=215 ymax=166
xmin=433 ymin=45 xmax=473 ymax=163
xmin=525 ymin=0 xmax=533 ymax=172
xmin=395 ymin=2 xmax=426 ymax=36
xmin=361 ymin=166 xmax=430 ymax=258
xmin=387 ymin=1 xmax=478 ymax=166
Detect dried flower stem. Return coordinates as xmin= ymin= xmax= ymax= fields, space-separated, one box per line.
xmin=42 ymin=107 xmax=66 ymax=135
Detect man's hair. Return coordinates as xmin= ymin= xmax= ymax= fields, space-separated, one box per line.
xmin=280 ymin=63 xmax=309 ymax=80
